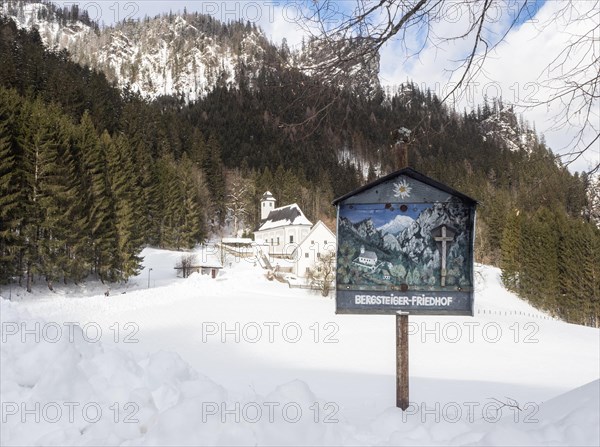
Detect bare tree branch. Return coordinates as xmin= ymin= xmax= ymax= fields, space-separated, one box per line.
xmin=286 ymin=0 xmax=599 ymax=173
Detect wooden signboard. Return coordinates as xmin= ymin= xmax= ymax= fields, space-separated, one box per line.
xmin=333 ymin=167 xmax=477 ymax=316
xmin=332 ymin=167 xmax=477 ymax=410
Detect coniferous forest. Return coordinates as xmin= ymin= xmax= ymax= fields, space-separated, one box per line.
xmin=0 ymin=16 xmax=598 ymax=325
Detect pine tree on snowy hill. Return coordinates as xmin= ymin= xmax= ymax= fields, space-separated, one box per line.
xmin=77 ymin=112 xmax=119 ymax=282
xmin=203 ymin=133 xmax=226 ymax=227
xmin=120 ymin=103 xmax=163 ymax=247
xmin=54 ymin=117 xmax=89 ymax=283
xmin=154 ymin=151 xmax=207 ymax=250
xmin=156 ymin=151 xmax=185 ymax=250
xmin=103 ymin=131 xmax=144 ymax=280
xmin=500 ymin=210 xmax=522 ymax=292
xmin=519 ymin=208 xmax=561 ymax=314
xmin=34 ymin=105 xmax=82 ymax=290
xmin=18 ymin=98 xmax=51 ymax=291
xmin=0 ymin=89 xmax=23 ymax=285
xmin=175 ymin=152 xmax=204 ymax=247
xmin=555 ymin=213 xmax=597 ymax=325
xmin=592 ymin=232 xmax=600 ymax=327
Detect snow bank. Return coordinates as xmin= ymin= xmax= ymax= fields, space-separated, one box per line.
xmin=1 ymin=300 xmax=219 ymax=445
xmin=2 ymin=295 xmax=598 ymax=446
xmin=0 ymin=300 xmax=339 ymax=446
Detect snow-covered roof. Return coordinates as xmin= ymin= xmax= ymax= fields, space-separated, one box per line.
xmin=261 ymin=191 xmax=275 ymax=201
xmin=291 ymin=220 xmax=336 ymax=256
xmin=296 ymin=220 xmax=335 ymax=247
xmin=195 ymin=262 xmax=223 ymax=269
xmin=193 ymin=253 xmax=223 ymax=269
xmin=257 ymin=203 xmax=312 ymax=231
xmin=221 ymin=238 xmax=253 ymax=245
xmin=361 ymin=251 xmax=377 ymax=260
xmin=175 ymin=259 xmax=223 ymax=269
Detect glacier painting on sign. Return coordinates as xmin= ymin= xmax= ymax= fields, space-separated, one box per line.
xmin=333 ymin=168 xmax=477 ymax=315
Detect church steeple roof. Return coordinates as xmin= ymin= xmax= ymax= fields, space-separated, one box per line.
xmin=261 ymin=191 xmax=275 ymax=201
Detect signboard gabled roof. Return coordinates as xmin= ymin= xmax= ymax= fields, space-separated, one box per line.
xmin=332 ymin=167 xmax=478 ymax=206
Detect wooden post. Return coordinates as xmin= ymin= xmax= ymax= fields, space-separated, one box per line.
xmin=396 ymin=311 xmax=409 ymax=410
xmin=393 ymin=127 xmax=410 ymax=410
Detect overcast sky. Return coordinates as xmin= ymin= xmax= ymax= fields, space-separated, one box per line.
xmin=82 ymin=1 xmax=598 ymax=174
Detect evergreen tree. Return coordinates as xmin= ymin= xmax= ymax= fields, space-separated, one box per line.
xmin=54 ymin=117 xmax=89 ymax=282
xmin=178 ymin=153 xmax=206 ymax=248
xmin=0 ymin=88 xmax=23 ymax=284
xmin=367 ymin=163 xmax=377 ymax=182
xmin=590 ymin=227 xmax=600 ymax=327
xmin=19 ymin=98 xmax=52 ymax=291
xmin=34 ymin=103 xmax=73 ymax=289
xmin=500 ymin=210 xmax=522 ymax=292
xmin=203 ymin=134 xmax=226 ymax=228
xmin=104 ymin=132 xmax=144 ymax=279
xmin=0 ymin=114 xmax=15 ymax=283
xmin=156 ymin=151 xmax=183 ymax=249
xmin=519 ymin=208 xmax=561 ymax=315
xmin=558 ymin=217 xmax=600 ymax=324
xmin=256 ymin=167 xmax=273 ymax=194
xmin=134 ymin=137 xmax=161 ymax=246
xmin=78 ymin=112 xmax=118 ymax=282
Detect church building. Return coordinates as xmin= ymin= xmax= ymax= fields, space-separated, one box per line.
xmin=253 ymin=192 xmax=336 ymax=277
xmin=254 ymin=191 xmax=313 ymax=256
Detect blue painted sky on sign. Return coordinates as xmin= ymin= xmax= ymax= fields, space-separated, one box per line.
xmin=340 ymin=203 xmax=433 ymax=227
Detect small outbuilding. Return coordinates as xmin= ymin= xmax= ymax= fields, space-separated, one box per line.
xmin=175 ymin=261 xmax=223 ymax=279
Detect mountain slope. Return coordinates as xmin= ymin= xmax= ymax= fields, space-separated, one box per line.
xmin=1 ymin=1 xmax=273 ymax=100
xmin=378 ymin=214 xmax=414 ymax=235
xmin=1 ymin=0 xmax=380 ymax=101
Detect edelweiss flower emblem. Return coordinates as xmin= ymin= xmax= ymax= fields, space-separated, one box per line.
xmin=393 ymin=179 xmax=412 ymax=199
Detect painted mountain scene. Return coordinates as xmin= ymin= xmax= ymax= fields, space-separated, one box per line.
xmin=337 ymin=201 xmax=473 ymax=291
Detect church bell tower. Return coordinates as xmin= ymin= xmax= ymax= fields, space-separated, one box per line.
xmin=260 ymin=191 xmax=276 ymax=220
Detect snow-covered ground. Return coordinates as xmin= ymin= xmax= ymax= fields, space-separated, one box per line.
xmin=1 ymin=247 xmax=599 ymax=446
